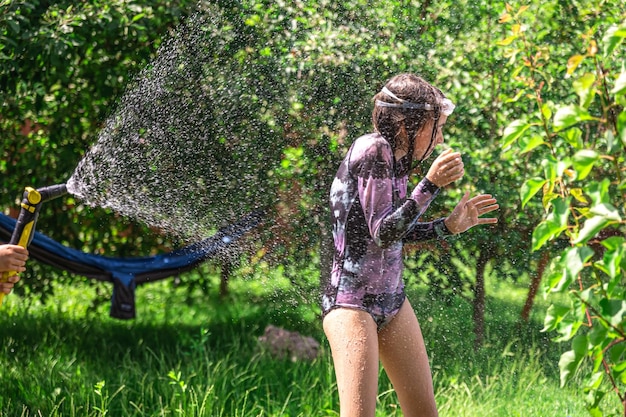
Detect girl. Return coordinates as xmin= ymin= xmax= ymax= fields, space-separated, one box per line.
xmin=323 ymin=73 xmax=499 ymax=417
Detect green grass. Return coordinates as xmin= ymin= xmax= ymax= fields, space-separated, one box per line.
xmin=0 ymin=267 xmax=615 ymax=416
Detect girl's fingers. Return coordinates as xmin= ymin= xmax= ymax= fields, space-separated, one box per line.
xmin=436 ymin=150 xmax=461 ymax=164
xmin=8 ymin=260 xmax=26 ymax=271
xmin=478 ymin=208 xmax=499 ymax=217
xmin=5 ymin=275 xmax=19 ymax=283
xmin=467 ymin=194 xmax=499 ymax=217
xmin=468 ymin=194 xmax=492 ymax=202
xmin=468 ymin=195 xmax=496 ymax=206
xmin=477 ymin=201 xmax=498 ymax=210
xmin=483 ymin=203 xmax=499 ymax=212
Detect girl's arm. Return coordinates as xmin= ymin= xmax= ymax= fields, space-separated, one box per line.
xmin=405 ymin=192 xmax=500 ymax=241
xmin=354 ymin=138 xmax=440 ymax=247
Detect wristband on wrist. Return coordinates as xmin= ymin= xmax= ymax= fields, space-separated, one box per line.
xmin=434 ymin=218 xmax=453 ymax=238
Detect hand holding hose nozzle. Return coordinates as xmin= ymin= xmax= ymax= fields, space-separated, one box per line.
xmin=0 ymin=245 xmax=28 ymax=294
xmin=0 ymin=184 xmax=68 ymax=306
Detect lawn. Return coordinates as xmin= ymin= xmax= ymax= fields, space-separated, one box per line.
xmin=0 ymin=264 xmax=612 ymax=416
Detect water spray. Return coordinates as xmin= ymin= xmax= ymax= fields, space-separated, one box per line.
xmin=0 ymin=184 xmax=68 ymax=306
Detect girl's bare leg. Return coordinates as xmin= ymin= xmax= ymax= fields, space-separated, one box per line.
xmin=323 ymin=308 xmax=380 ymax=417
xmin=378 ymin=299 xmax=438 ymax=417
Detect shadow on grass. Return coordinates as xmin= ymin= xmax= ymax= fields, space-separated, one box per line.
xmin=0 ymin=285 xmax=322 ymax=365
xmin=0 ymin=281 xmax=561 ymax=366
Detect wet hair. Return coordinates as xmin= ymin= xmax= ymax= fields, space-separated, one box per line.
xmin=372 ymin=73 xmax=445 ymax=172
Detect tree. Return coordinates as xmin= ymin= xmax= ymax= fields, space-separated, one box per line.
xmin=1 ymin=0 xmax=194 ymax=300
xmin=499 ymin=3 xmax=626 ymax=414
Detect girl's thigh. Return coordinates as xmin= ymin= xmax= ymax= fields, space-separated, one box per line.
xmin=378 ymin=300 xmax=438 ymax=417
xmin=323 ymin=308 xmax=379 ymax=417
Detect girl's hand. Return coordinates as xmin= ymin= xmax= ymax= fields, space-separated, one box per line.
xmin=426 ymin=149 xmax=464 ymax=188
xmin=444 ymin=192 xmax=499 ymax=234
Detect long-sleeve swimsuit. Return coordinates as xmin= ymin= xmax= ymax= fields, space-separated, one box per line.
xmin=323 ymin=132 xmax=451 ymax=329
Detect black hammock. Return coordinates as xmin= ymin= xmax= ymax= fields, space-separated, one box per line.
xmin=0 ymin=211 xmax=262 ymax=319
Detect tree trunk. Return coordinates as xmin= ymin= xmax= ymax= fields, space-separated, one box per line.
xmin=219 ymin=262 xmax=231 ymax=298
xmin=520 ymin=250 xmax=550 ymax=323
xmin=473 ymin=250 xmax=490 ymax=348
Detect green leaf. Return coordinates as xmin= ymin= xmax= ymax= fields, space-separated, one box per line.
xmin=598 ymin=237 xmax=625 ymax=293
xmin=542 ymin=304 xmax=571 ymax=332
xmin=550 ymin=246 xmax=594 ymax=291
xmin=599 ymin=299 xmax=626 ymax=327
xmin=519 ymin=134 xmax=547 ymax=154
xmin=542 ymin=155 xmax=570 ymax=183
xmin=574 ymin=215 xmax=611 ymax=244
xmin=541 ymin=103 xmax=552 ymax=121
xmin=563 ymin=246 xmax=594 ymax=281
xmin=572 ymin=150 xmax=599 ymax=180
xmin=520 ymin=178 xmax=546 ymax=208
xmin=612 ymin=70 xmax=626 ymax=96
xmin=601 ymin=236 xmax=626 ymax=252
xmin=553 ymin=312 xmax=584 ymax=342
xmin=532 ymin=198 xmax=570 ymax=251
xmin=501 ymin=119 xmax=532 ymax=149
xmin=593 ymin=252 xmax=624 ymax=297
xmin=609 ymin=341 xmax=626 ymax=363
xmin=588 ymin=325 xmax=607 ymax=347
xmin=602 ymin=23 xmax=626 ymax=57
xmin=552 ymin=197 xmax=571 ymax=230
xmin=591 ymin=203 xmax=621 ymax=221
xmin=573 ymin=73 xmax=596 ymax=108
xmin=572 ymin=334 xmax=589 ymax=356
xmin=543 ymin=252 xmax=564 ymax=291
xmin=585 ymin=388 xmax=605 ymax=416
xmin=559 ymin=336 xmax=587 ymax=387
xmin=532 ymin=220 xmax=559 ymax=251
xmin=559 ymin=344 xmax=585 ymax=387
xmin=542 ymin=190 xmax=560 ymax=209
xmin=614 ymin=360 xmax=626 ymax=374
xmin=604 ymin=129 xmax=620 ymax=154
xmin=619 ymin=368 xmax=626 ymax=385
xmin=132 ymin=13 xmax=146 ymax=22
xmin=576 ymin=204 xmax=622 ymax=248
xmin=586 ymin=179 xmax=612 ymax=206
xmin=562 ymin=127 xmax=584 ymax=150
xmin=553 ymin=105 xmax=595 ymax=131
xmin=586 ymin=371 xmax=604 ymax=391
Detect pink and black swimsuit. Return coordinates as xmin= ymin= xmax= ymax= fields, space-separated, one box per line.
xmin=323 ymin=132 xmax=451 ymax=329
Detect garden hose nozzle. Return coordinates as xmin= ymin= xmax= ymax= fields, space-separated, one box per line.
xmin=0 ymin=184 xmax=68 ymax=306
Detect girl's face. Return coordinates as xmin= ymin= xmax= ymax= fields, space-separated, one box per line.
xmin=413 ymin=115 xmax=447 ymax=161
